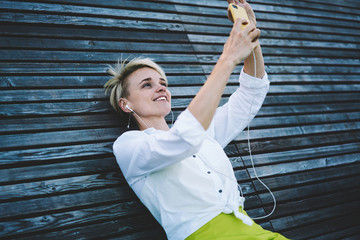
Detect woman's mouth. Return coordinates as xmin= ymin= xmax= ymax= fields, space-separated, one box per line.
xmin=153 ymin=96 xmax=167 ymax=102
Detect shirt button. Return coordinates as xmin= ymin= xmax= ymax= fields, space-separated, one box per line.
xmin=207 ymin=171 xmax=211 ymax=174
xmin=219 ymin=189 xmax=223 ymax=193
xmin=193 ymin=155 xmax=196 ymax=158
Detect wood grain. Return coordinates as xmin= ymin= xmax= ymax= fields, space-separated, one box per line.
xmin=1 ymin=0 xmax=359 ymax=239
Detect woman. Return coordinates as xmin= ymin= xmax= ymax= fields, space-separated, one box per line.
xmin=104 ymin=0 xmax=289 ymax=239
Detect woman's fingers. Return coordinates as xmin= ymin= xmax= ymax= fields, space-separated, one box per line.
xmin=234 ymin=20 xmax=258 ymax=40
xmin=227 ymin=10 xmax=234 ymax=22
xmin=249 ymin=28 xmax=260 ymax=42
xmin=233 ymin=18 xmax=260 ymax=37
xmin=245 ymin=23 xmax=260 ymax=39
xmin=227 ymin=0 xmax=242 ymax=4
xmin=236 ymin=0 xmax=245 ymax=8
xmin=233 ymin=18 xmax=249 ymax=31
xmin=242 ymin=22 xmax=260 ymax=40
xmin=224 ymin=18 xmax=260 ymax=64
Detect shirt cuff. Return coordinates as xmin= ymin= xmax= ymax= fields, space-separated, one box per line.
xmin=170 ymin=108 xmax=207 ymax=146
xmin=239 ymin=67 xmax=270 ymax=89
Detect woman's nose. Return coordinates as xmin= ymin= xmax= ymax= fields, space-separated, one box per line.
xmin=156 ymin=84 xmax=166 ymax=92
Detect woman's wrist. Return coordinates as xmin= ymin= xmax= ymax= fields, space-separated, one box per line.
xmin=218 ymin=53 xmax=238 ymax=70
xmin=243 ymin=45 xmax=265 ymax=78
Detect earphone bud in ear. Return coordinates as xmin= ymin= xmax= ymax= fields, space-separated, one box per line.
xmin=125 ymin=104 xmax=133 ymax=112
xmin=124 ymin=104 xmax=150 ymax=129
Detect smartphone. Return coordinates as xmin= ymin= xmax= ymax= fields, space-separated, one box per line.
xmin=228 ymin=3 xmax=250 ymax=29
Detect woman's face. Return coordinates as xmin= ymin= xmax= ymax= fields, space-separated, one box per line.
xmin=123 ymin=67 xmax=171 ymax=119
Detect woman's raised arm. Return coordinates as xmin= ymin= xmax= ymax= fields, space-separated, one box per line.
xmin=188 ymin=16 xmax=261 ymax=130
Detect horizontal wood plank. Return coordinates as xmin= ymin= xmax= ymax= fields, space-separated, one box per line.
xmin=237 ymin=131 xmax=360 ymax=155
xmin=281 ymin=213 xmax=358 ymax=240
xmin=9 ymin=213 xmax=164 ymax=240
xmin=273 ymin=201 xmax=358 ymax=239
xmin=0 ymin=158 xmax=118 ymax=184
xmin=0 ymin=200 xmax=151 ymax=237
xmin=0 ymin=186 xmax=135 ymax=219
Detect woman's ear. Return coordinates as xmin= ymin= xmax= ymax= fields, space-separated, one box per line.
xmin=118 ymin=98 xmax=131 ymax=113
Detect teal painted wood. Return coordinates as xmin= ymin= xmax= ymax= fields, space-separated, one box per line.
xmin=0 ymin=0 xmax=359 ymax=239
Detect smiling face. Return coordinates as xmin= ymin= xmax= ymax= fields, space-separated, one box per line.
xmin=120 ymin=67 xmax=171 ymax=121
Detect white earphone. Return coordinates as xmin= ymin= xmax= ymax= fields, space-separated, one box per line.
xmin=125 ymin=104 xmax=150 ymax=129
xmin=125 ymin=104 xmax=133 ymax=112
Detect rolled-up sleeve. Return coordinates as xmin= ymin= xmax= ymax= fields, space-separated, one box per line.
xmin=113 ymin=109 xmax=207 ymax=185
xmin=207 ymin=68 xmax=270 ymax=147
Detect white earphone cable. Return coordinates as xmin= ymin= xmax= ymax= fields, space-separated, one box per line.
xmin=130 ymin=108 xmax=150 ymax=129
xmin=247 ymin=50 xmax=276 ymax=220
xmin=127 ymin=107 xmax=174 ymax=129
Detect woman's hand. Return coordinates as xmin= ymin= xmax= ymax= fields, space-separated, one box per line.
xmin=227 ymin=0 xmax=257 ymax=26
xmin=221 ymin=18 xmax=260 ymax=67
xmin=226 ymin=0 xmax=264 ymax=78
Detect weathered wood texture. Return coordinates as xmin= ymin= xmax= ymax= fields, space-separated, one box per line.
xmin=0 ymin=0 xmax=359 ymax=239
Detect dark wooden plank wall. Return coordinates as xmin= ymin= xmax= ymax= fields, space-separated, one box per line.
xmin=0 ymin=0 xmax=359 ymax=239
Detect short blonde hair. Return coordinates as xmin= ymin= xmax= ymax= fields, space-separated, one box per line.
xmin=104 ymin=57 xmax=167 ymax=113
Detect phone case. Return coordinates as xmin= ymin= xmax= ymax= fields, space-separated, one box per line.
xmin=228 ymin=3 xmax=250 ymax=29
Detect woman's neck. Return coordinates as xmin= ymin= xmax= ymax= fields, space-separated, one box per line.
xmin=137 ymin=116 xmax=170 ymax=131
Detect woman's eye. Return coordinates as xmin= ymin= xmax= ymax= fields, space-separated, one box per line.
xmin=143 ymin=83 xmax=151 ymax=88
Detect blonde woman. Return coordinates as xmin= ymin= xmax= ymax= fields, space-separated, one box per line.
xmin=104 ymin=0 xmax=289 ymax=239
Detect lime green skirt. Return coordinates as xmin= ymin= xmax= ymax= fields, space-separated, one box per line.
xmin=186 ymin=208 xmax=290 ymax=240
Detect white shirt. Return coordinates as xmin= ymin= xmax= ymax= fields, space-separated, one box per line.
xmin=113 ymin=68 xmax=270 ymax=240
